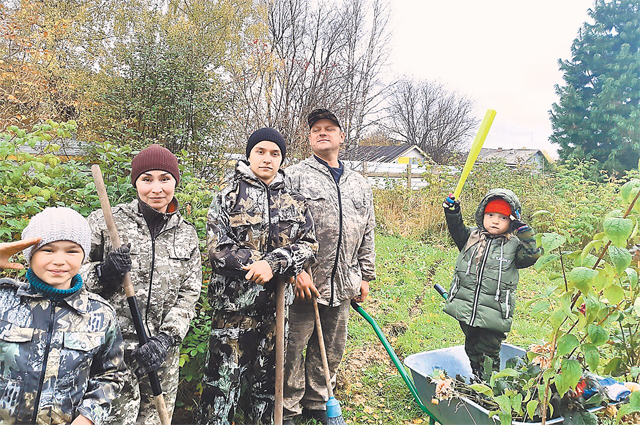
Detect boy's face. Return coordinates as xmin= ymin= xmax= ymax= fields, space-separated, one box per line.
xmin=483 ymin=212 xmax=511 ymax=235
xmin=136 ymin=170 xmax=176 ymax=213
xmin=248 ymin=141 xmax=282 ymax=185
xmin=30 ymin=241 xmax=84 ymax=290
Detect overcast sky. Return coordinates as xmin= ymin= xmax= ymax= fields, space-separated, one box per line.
xmin=387 ymin=0 xmax=595 ymax=158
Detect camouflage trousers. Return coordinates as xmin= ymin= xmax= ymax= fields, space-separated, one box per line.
xmin=199 ymin=310 xmax=278 ymax=425
xmin=459 ymin=322 xmax=507 ymax=377
xmin=283 ymin=299 xmax=350 ymax=418
xmin=104 ymin=345 xmax=180 ymax=425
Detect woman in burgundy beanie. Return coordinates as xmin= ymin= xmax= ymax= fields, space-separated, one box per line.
xmin=81 ymin=143 xmax=202 ymax=425
xmin=131 ymin=144 xmax=181 ymax=186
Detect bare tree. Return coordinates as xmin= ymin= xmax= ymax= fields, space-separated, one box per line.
xmin=383 ymin=79 xmax=479 ymax=164
xmin=222 ymin=0 xmax=391 ymax=159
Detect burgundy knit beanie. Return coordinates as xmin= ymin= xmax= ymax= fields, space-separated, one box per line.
xmin=131 ymin=144 xmax=180 ymax=186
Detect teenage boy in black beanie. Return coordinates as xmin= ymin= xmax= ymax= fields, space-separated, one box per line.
xmin=199 ymin=128 xmax=317 ymax=425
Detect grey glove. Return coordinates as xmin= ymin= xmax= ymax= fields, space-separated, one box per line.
xmin=96 ymin=244 xmax=132 ymax=284
xmin=131 ymin=332 xmax=173 ymax=378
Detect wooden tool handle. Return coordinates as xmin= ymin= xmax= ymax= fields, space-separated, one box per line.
xmin=313 ymin=298 xmax=334 ymax=399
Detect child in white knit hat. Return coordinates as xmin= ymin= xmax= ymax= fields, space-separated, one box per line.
xmin=0 ymin=207 xmax=126 ymax=425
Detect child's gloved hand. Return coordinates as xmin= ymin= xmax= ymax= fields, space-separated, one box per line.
xmin=511 ymin=218 xmax=530 ymax=233
xmin=442 ymin=194 xmax=460 ymax=213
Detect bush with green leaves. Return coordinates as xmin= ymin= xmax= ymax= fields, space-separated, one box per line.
xmin=462 ymin=176 xmax=640 ymax=424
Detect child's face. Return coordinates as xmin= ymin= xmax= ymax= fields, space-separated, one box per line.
xmin=30 ymin=241 xmax=84 ymax=290
xmin=483 ymin=212 xmax=511 ymax=235
xmin=248 ymin=141 xmax=282 ymax=185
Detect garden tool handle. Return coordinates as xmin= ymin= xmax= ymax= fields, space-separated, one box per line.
xmin=453 ymin=109 xmax=496 ymax=198
xmin=275 ymin=277 xmax=285 ymax=425
xmin=313 ymin=297 xmax=334 ymax=399
xmin=91 ymin=165 xmax=171 ymax=425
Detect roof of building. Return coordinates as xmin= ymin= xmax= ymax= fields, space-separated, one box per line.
xmin=477 ymin=148 xmax=546 ymax=165
xmin=339 ymin=144 xmax=426 ymax=163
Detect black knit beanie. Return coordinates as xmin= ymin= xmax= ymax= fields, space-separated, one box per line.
xmin=131 ymin=144 xmax=180 ymax=186
xmin=246 ymin=128 xmax=286 ymax=160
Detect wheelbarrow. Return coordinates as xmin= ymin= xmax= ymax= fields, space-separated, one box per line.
xmin=351 ymin=299 xmax=608 ymax=425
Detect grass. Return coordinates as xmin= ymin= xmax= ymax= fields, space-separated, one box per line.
xmin=335 ymin=234 xmax=553 ymax=424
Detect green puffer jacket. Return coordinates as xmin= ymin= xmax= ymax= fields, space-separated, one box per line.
xmin=443 ymin=189 xmax=541 ymax=333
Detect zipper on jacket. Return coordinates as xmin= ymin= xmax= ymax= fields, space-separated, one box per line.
xmin=32 ymin=301 xmax=57 ymax=424
xmin=505 ymin=290 xmax=511 ymax=318
xmin=144 ymin=238 xmax=157 ymax=336
xmin=329 ymin=179 xmax=343 ymax=307
xmin=470 ymin=239 xmax=492 ymax=326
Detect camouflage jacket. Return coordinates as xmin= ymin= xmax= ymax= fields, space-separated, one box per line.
xmin=81 ymin=199 xmax=202 ymax=350
xmin=285 ymin=156 xmax=376 ymax=306
xmin=207 ymin=161 xmax=317 ymax=314
xmin=0 ymin=278 xmax=125 ymax=425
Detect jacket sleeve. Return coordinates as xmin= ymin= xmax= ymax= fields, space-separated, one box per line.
xmin=159 ymin=229 xmax=202 ymax=343
xmin=445 ymin=208 xmax=471 ymax=251
xmin=76 ymin=309 xmax=126 ymax=425
xmin=263 ymin=201 xmax=318 ymax=277
xmin=207 ymin=192 xmax=263 ymax=278
xmin=357 ymin=187 xmax=376 ymax=282
xmin=515 ymin=226 xmax=542 ymax=269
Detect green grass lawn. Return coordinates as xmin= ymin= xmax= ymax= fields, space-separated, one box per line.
xmin=335 ymin=234 xmax=553 ymax=424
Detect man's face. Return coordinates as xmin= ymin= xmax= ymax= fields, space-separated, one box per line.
xmin=309 ymin=119 xmax=345 ymax=157
xmin=248 ymin=141 xmax=282 ymax=185
xmin=30 ymin=241 xmax=84 ymax=290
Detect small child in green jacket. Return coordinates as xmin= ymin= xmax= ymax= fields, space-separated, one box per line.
xmin=442 ymin=188 xmax=541 ymax=382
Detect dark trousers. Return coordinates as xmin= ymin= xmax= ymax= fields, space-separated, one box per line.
xmin=459 ymin=322 xmax=506 ymax=373
xmin=199 ymin=310 xmax=277 ymax=425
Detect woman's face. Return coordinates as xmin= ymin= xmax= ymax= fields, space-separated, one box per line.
xmin=136 ymin=170 xmax=176 ymax=212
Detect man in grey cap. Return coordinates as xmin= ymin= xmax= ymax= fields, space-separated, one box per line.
xmin=283 ymin=109 xmax=376 ymax=424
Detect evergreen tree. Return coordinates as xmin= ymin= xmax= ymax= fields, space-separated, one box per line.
xmin=550 ymin=0 xmax=640 ymax=177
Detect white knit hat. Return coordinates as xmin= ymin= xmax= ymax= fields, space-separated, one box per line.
xmin=21 ymin=207 xmax=92 ymax=264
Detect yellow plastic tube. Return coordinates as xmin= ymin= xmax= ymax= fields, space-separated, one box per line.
xmin=453 ymin=109 xmax=497 ymax=198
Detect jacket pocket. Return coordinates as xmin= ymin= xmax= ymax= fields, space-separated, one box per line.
xmin=498 ymin=289 xmax=516 ymax=319
xmin=63 ymin=331 xmax=104 ymax=352
xmin=0 ymin=375 xmax=24 ymax=417
xmin=449 ymin=275 xmax=461 ymax=299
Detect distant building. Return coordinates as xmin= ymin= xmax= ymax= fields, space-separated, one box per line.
xmin=477 ymin=148 xmax=550 ymax=171
xmin=340 ymin=144 xmax=428 ymax=164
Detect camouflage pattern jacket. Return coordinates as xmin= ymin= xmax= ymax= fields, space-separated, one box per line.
xmin=81 ymin=199 xmax=202 ymax=350
xmin=207 ymin=161 xmax=317 ymax=314
xmin=285 ymin=156 xmax=376 ymax=306
xmin=0 ymin=279 xmax=125 ymax=425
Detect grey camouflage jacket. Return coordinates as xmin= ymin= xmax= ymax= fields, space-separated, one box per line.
xmin=443 ymin=189 xmax=542 ymax=333
xmin=285 ymin=156 xmax=376 ymax=306
xmin=81 ymin=199 xmax=202 ymax=349
xmin=0 ymin=279 xmax=125 ymax=425
xmin=207 ymin=161 xmax=317 ymax=314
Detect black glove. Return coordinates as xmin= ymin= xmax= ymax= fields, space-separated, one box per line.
xmin=442 ymin=194 xmax=460 ymax=213
xmin=131 ymin=332 xmax=173 ymax=378
xmin=96 ymin=244 xmax=132 ymax=284
xmin=511 ymin=219 xmax=530 ymax=233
